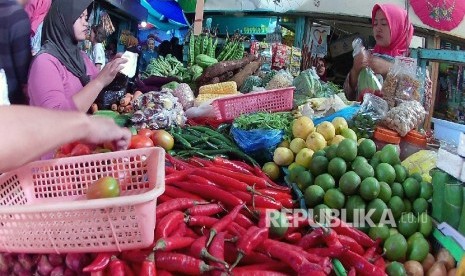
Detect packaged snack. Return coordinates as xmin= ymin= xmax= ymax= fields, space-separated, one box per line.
xmin=290 ymin=47 xmax=302 ymax=76
xmin=271 ymin=43 xmax=290 ymax=70
xmin=382 ymin=100 xmax=426 ymax=136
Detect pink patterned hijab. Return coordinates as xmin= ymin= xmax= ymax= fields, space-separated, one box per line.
xmin=372 ymin=3 xmax=414 ymax=57
xmin=25 ymin=0 xmax=52 ymax=36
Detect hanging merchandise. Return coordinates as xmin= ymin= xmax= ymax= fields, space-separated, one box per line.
xmin=410 ymin=0 xmax=465 ymax=31
xmin=250 ymin=0 xmax=306 ymax=13
xmin=100 ymin=11 xmax=115 ymax=36
xmin=309 ymin=26 xmax=330 ymax=58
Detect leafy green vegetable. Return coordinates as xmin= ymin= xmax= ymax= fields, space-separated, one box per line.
xmin=233 ymin=111 xmax=293 ymax=140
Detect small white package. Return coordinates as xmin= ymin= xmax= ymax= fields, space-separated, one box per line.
xmin=120 ymin=51 xmax=138 ymax=78
xmin=0 ymin=69 xmax=10 ymax=106
xmin=458 ymin=133 xmax=465 ymax=157
xmin=437 ymin=148 xmax=464 ymax=179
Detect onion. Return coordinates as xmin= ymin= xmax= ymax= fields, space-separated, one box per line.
xmin=50 ymin=266 xmax=65 ymax=276
xmin=38 ymin=255 xmax=54 ymax=276
xmin=48 ymin=254 xmax=64 ymax=267
xmin=426 ymin=262 xmax=447 ymax=276
xmin=448 ymin=268 xmax=456 ymax=276
xmin=404 ymin=260 xmax=424 ymax=276
xmin=65 ymin=253 xmax=90 ymax=272
xmin=63 ymin=268 xmax=75 ymax=276
xmin=0 ymin=254 xmax=9 ymax=273
xmin=13 ymin=262 xmax=28 ymax=275
xmin=422 ymin=253 xmax=435 ymax=272
xmin=436 ymin=249 xmax=456 ymax=270
xmin=18 ymin=253 xmax=33 ymax=270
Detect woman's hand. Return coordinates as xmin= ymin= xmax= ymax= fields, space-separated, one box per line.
xmin=95 ymin=57 xmax=127 ymax=87
xmin=82 ymin=116 xmax=132 ymax=151
xmin=352 ymin=49 xmax=370 ymax=75
xmin=369 ymin=55 xmax=392 ymax=77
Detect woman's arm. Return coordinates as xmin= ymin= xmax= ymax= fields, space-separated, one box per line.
xmin=369 ymin=55 xmax=392 ymax=77
xmin=0 ymin=106 xmax=131 ymax=172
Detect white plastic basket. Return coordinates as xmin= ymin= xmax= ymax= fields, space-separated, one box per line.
xmin=0 ymin=147 xmax=165 ymax=253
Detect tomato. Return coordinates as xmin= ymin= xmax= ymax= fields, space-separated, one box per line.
xmin=70 ymin=144 xmax=92 ymax=156
xmin=60 ymin=142 xmax=79 ymax=155
xmin=138 ymin=128 xmax=153 ymax=138
xmin=130 ymin=135 xmax=154 ymax=149
xmin=103 ymin=141 xmax=116 ymax=151
xmin=151 ymin=130 xmax=174 ymax=151
xmin=86 ymin=176 xmax=120 ymax=199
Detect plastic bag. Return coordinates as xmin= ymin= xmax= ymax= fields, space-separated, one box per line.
xmin=265 ymin=70 xmax=294 ymax=90
xmin=172 ymin=83 xmax=195 ymax=110
xmin=293 ymin=68 xmax=321 ymax=98
xmin=231 ymin=126 xmax=283 ymax=162
xmin=382 ymin=57 xmax=423 ymax=108
xmin=352 ymin=38 xmax=382 ymax=100
xmin=382 ymin=100 xmax=426 ymax=136
xmin=313 ymin=106 xmax=360 ymax=126
xmin=185 ymin=103 xmax=216 ymax=119
xmin=357 ymin=93 xmax=389 ymax=122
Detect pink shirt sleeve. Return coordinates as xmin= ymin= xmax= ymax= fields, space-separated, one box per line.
xmin=28 ymin=54 xmax=79 ymax=111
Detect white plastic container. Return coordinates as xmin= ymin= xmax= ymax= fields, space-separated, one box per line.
xmin=432 ymin=118 xmax=465 ymax=146
xmin=437 ymin=148 xmax=464 ymax=179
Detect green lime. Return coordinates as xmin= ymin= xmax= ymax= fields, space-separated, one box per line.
xmin=410 ymin=172 xmax=423 ymax=183
xmin=315 ymin=173 xmax=336 ymax=192
xmin=418 ymin=213 xmax=433 ymax=238
xmin=398 ymin=212 xmax=418 ymax=238
xmin=378 ymin=182 xmax=392 ymax=203
xmin=380 ymin=144 xmax=401 ymax=165
xmin=339 ymin=171 xmax=362 ymax=196
xmin=420 ymin=181 xmax=433 ymax=200
xmin=367 ymin=198 xmax=388 ymax=223
xmin=370 ymin=155 xmax=381 ymax=169
xmin=360 ymin=177 xmax=380 ymax=201
xmin=345 ymin=195 xmax=366 ymax=222
xmin=353 ymin=162 xmax=375 ymax=180
xmin=313 ymin=150 xmax=326 ymax=158
xmin=296 ymin=171 xmax=314 ymax=191
xmin=358 ymin=139 xmax=377 ymax=159
xmin=408 ymin=232 xmax=425 ymax=246
xmin=403 ymin=178 xmax=420 ymax=200
xmin=309 ymin=156 xmax=329 ymax=176
xmin=391 ymin=182 xmax=404 ymax=198
xmin=328 ymin=157 xmax=347 ymax=180
xmin=313 ymin=204 xmax=331 ymax=222
xmin=388 ymin=196 xmax=405 ymax=220
xmin=352 ymin=156 xmax=368 ymax=169
xmin=413 ymin=198 xmax=428 ymax=215
xmin=384 ymin=233 xmax=408 ymax=261
xmin=268 ymin=210 xmax=288 ymax=237
xmin=389 ymin=228 xmax=399 ymax=237
xmin=407 ymin=237 xmax=429 ymax=262
xmin=369 ymin=224 xmax=390 ymax=243
xmin=336 ymin=139 xmax=358 ymax=162
xmin=325 ymin=144 xmax=338 ymax=160
xmin=403 ymin=199 xmax=412 ymax=213
xmin=394 ymin=164 xmax=408 ymax=183
xmin=376 ymin=163 xmax=396 ymax=185
xmin=386 ymin=261 xmax=407 ymax=276
xmin=289 ymin=165 xmax=306 ymax=182
xmin=304 ymin=185 xmax=325 ymax=207
xmin=324 ymin=188 xmax=346 ymax=209
xmin=341 ymin=128 xmax=358 ymax=141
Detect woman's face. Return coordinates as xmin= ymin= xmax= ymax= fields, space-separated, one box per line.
xmin=148 ymin=40 xmax=155 ymax=51
xmin=373 ymin=10 xmax=391 ymax=48
xmin=73 ymin=9 xmax=89 ymax=41
xmin=316 ymin=60 xmax=326 ymax=76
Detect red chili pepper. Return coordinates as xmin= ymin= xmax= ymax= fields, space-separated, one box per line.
xmin=123 ymin=262 xmax=135 ymax=276
xmin=226 ymin=222 xmax=247 ymax=237
xmin=155 ymin=211 xmax=185 ymax=240
xmin=164 ymin=186 xmax=204 ymax=201
xmin=184 ymin=227 xmax=200 ymax=239
xmin=156 ymin=198 xmax=208 ymax=220
xmin=209 ymin=231 xmax=227 ymax=276
xmin=186 ymin=203 xmax=224 ymax=216
xmin=279 ymin=197 xmax=295 ymax=209
xmin=171 ymin=182 xmax=244 ymax=208
xmin=373 ymin=254 xmax=386 ymax=271
xmin=191 ymin=170 xmax=261 ymax=195
xmin=284 ymin=231 xmax=302 ymax=244
xmin=348 ymin=267 xmax=356 ymax=276
xmin=252 ymin=165 xmax=290 ymax=191
xmin=108 ymin=256 xmax=125 ymax=276
xmin=187 ymin=174 xmax=218 ymax=186
xmin=256 ymin=189 xmax=292 ymax=200
xmin=189 ymin=156 xmax=213 ymax=167
xmin=322 ymin=228 xmax=343 ymax=248
xmin=186 ymin=215 xmax=219 ymax=228
xmin=165 ymin=168 xmax=195 ymax=184
xmin=156 ymin=270 xmax=173 ymax=276
xmin=259 ymin=239 xmax=325 ymax=265
xmin=90 ymin=271 xmax=104 ymax=276
xmin=165 ymin=166 xmax=177 ymax=174
xmin=83 ymin=253 xmax=112 ymax=272
xmin=259 ymin=241 xmax=324 ymax=275
xmin=234 ymin=213 xmax=254 ymax=229
xmin=158 ymin=194 xmax=173 ymax=203
xmin=229 ymin=270 xmax=288 ymax=276
xmin=339 ymin=250 xmax=386 ymax=276
xmin=231 ymin=261 xmax=289 ymax=273
xmin=170 ymin=222 xmax=187 ymax=238
xmin=339 ymin=235 xmax=365 ymax=256
xmin=121 ymin=250 xmax=151 ymax=263
xmin=231 ymin=227 xmax=269 ymax=269
xmin=207 ymin=204 xmax=244 ymax=246
xmin=165 ymin=154 xmax=195 ymax=170
xmin=363 ymin=246 xmax=377 ymax=261
xmin=130 ymin=263 xmax=142 ymax=275
xmin=200 ymin=167 xmax=269 ymax=189
xmin=330 ymin=217 xmax=376 ymax=248
xmin=140 ymin=253 xmax=156 ymax=276
xmin=307 ymin=246 xmax=348 ymax=258
xmin=230 ymin=159 xmax=255 ymax=172
xmin=212 ymin=157 xmax=254 ymax=175
xmin=231 ymin=191 xmax=282 ymax=210
xmin=154 ymin=237 xmax=195 ymax=251
xmin=189 ymin=236 xmax=229 ymax=267
xmin=155 ymin=252 xmax=220 ymax=275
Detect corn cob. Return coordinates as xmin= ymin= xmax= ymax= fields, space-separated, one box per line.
xmin=198 ymin=81 xmax=238 ymax=95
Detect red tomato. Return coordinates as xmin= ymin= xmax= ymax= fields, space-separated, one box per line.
xmin=103 ymin=141 xmax=116 ymax=151
xmin=70 ymin=144 xmax=92 ymax=156
xmin=138 ymin=128 xmax=153 ymax=138
xmin=59 ymin=142 xmax=79 ymax=155
xmin=151 ymin=130 xmax=174 ymax=151
xmin=130 ymin=135 xmax=154 ymax=149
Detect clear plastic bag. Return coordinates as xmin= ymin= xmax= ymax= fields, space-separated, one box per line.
xmin=293 ymin=68 xmax=321 ymax=98
xmin=382 ymin=100 xmax=426 ymax=136
xmin=357 ymin=93 xmax=389 ymax=122
xmin=352 ymin=38 xmax=382 ymax=100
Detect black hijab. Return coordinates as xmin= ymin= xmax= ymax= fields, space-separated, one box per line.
xmin=40 ymin=0 xmax=93 ymax=86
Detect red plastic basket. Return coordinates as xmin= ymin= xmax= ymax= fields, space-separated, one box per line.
xmin=0 ymin=147 xmax=165 ymax=253
xmin=212 ymin=87 xmax=295 ymax=122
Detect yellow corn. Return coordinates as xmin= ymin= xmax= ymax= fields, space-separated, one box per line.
xmin=199 ymin=81 xmax=237 ymax=95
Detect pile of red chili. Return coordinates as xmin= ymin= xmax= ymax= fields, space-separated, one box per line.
xmin=82 ymin=155 xmax=386 ymax=276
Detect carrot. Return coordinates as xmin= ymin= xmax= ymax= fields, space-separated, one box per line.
xmin=117 ymin=105 xmax=125 ymax=113
xmin=120 ymin=96 xmax=131 ymax=107
xmin=91 ymin=103 xmax=98 ymax=114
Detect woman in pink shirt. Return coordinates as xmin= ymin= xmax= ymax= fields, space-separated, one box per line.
xmin=28 ymin=0 xmax=126 ymax=112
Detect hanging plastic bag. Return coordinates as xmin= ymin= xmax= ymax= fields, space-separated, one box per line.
xmin=352 ymin=38 xmax=382 ymax=101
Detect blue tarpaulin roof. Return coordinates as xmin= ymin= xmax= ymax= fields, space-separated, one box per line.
xmin=141 ymin=0 xmax=190 ymax=29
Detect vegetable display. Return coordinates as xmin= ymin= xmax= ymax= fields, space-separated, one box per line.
xmin=142 ymin=54 xmax=192 ymax=82
xmin=233 ymin=112 xmax=294 ymax=140
xmin=217 ymin=32 xmax=246 ymax=62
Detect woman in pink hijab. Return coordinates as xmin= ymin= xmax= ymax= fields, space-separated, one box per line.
xmin=25 ymin=0 xmax=52 ymax=56
xmin=344 ymin=3 xmax=414 ymax=100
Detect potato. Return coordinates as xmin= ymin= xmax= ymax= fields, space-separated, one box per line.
xmin=436 ymin=249 xmax=456 ymax=270
xmin=422 ymin=253 xmax=435 ymax=272
xmin=405 ymin=260 xmax=424 ymax=276
xmin=426 ymin=262 xmax=447 ymax=276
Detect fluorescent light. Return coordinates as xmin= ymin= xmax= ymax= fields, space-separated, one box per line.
xmin=141 ymin=21 xmax=147 ymax=28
